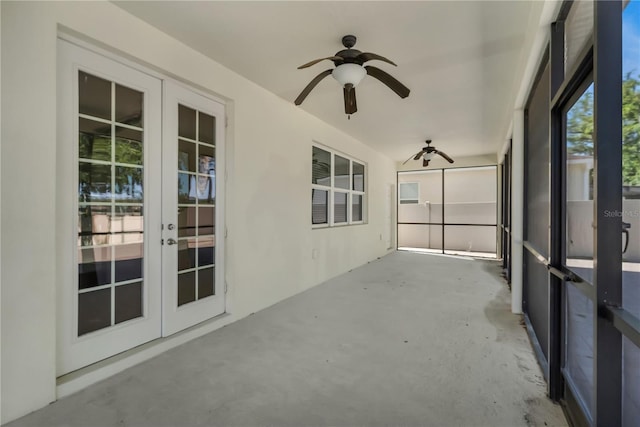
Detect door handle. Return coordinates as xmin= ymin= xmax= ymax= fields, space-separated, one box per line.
xmin=548 ymin=265 xmax=582 ymax=283
xmin=622 ymin=221 xmax=631 ymax=254
xmin=166 ymin=238 xmax=177 ymax=245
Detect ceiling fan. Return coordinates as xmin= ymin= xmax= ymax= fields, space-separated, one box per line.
xmin=294 ymin=35 xmax=410 ymax=115
xmin=403 ymin=140 xmax=454 ymax=167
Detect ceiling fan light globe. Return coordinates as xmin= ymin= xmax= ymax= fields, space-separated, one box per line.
xmin=332 ymin=63 xmax=366 ymax=87
xmin=423 ymin=152 xmax=436 ymax=161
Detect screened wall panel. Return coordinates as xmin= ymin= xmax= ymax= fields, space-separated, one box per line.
xmin=398 ymin=167 xmax=497 ymax=257
xmin=623 ymin=336 xmax=640 ymax=426
xmin=565 ymin=282 xmax=594 ymax=419
xmin=524 ymin=250 xmax=549 ymax=360
xmin=523 ymin=56 xmax=551 ymax=371
xmin=525 ymin=63 xmax=551 ymax=257
xmin=443 ymin=167 xmax=497 ymax=225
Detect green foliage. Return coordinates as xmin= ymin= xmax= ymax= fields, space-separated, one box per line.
xmin=78 ymin=131 xmax=144 ymax=202
xmin=565 ymin=73 xmax=640 ymax=185
xmin=567 ymin=85 xmax=594 ymax=156
xmin=623 ymin=73 xmax=640 ymax=185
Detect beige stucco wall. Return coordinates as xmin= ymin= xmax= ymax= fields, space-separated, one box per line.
xmin=1 ymin=1 xmax=396 ymax=422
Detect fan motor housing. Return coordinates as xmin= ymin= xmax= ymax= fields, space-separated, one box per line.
xmin=335 ymin=49 xmax=362 ymax=63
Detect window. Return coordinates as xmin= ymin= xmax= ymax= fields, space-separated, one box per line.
xmin=311 ymin=145 xmax=366 ymax=226
xmin=399 ymin=182 xmax=419 ymax=204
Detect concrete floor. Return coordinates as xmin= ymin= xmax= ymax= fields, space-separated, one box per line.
xmin=8 ymin=251 xmax=567 ymax=427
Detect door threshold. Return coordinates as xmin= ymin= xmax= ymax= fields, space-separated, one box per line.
xmin=56 ymin=312 xmax=233 ymax=399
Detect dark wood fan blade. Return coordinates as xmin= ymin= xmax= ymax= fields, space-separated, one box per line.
xmin=413 ymin=150 xmax=424 ymax=161
xmin=402 ymin=152 xmax=421 ymax=165
xmin=294 ymin=69 xmax=333 ymax=105
xmin=357 ymin=52 xmax=397 ymax=66
xmin=423 ymin=159 xmax=430 ymax=167
xmin=436 ymin=150 xmax=454 ymax=163
xmin=343 ymin=84 xmax=357 ymax=114
xmin=297 ymin=56 xmax=343 ymax=69
xmin=365 ymin=66 xmax=410 ymax=98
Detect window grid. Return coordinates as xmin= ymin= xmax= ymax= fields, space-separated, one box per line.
xmin=311 ymin=145 xmax=366 ymax=227
xmin=177 ymin=104 xmax=216 ymax=306
xmin=76 ymin=71 xmax=145 ymax=336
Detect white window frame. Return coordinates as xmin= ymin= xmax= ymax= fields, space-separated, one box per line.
xmin=399 ymin=182 xmax=420 ymax=204
xmin=312 ymin=144 xmax=366 ymax=228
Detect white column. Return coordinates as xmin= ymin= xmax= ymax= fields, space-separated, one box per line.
xmin=511 ymin=109 xmax=524 ymax=314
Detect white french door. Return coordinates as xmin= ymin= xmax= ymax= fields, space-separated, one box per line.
xmin=57 ymin=41 xmax=225 ymax=375
xmin=161 ymin=82 xmax=226 ymax=336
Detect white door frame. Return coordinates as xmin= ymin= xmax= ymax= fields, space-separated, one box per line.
xmin=161 ymin=81 xmax=226 ymax=336
xmin=57 ymin=40 xmax=227 ymax=374
xmin=57 ymin=40 xmax=163 ymax=375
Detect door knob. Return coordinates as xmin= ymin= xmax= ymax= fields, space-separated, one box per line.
xmin=166 ymin=238 xmax=177 ymax=245
xmin=167 ymin=224 xmax=175 ymax=230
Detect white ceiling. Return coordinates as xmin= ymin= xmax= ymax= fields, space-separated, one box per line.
xmin=114 ymin=1 xmax=545 ymax=163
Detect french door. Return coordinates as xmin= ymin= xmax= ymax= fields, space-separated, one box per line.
xmin=57 ymin=40 xmax=225 ymax=375
xmin=161 ymin=82 xmax=225 ymax=336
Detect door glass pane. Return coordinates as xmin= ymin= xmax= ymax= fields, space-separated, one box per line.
xmin=198 ymin=207 xmax=215 ymax=235
xmin=198 ymin=267 xmax=215 ymax=299
xmin=78 ymin=288 xmax=111 ymax=336
xmin=79 ymin=163 xmax=111 ymax=203
xmin=114 ymin=282 xmax=143 ymax=324
xmin=178 ymin=271 xmax=196 ymax=306
xmin=114 ymin=166 xmax=143 ymax=202
xmin=196 ymin=148 xmax=215 ymax=204
xmin=76 ymin=71 xmax=145 ymax=336
xmin=334 ymin=155 xmax=350 ymax=189
xmin=178 ymin=173 xmax=195 ymax=204
xmin=114 ymin=242 xmax=143 ymax=282
xmin=78 ymin=205 xmax=111 ymax=245
xmin=178 ymin=239 xmax=196 ymax=271
xmin=115 ymin=127 xmax=143 ymax=165
xmin=565 ymin=82 xmax=594 ymax=283
xmin=113 ymin=206 xmax=142 ymax=233
xmin=78 ymin=247 xmax=111 ymax=289
xmin=78 ymin=71 xmax=111 ymax=120
xmin=79 ymin=118 xmax=111 ymax=161
xmin=178 ymin=206 xmax=196 ymax=237
xmin=198 ymin=112 xmax=215 ymax=144
xmin=178 ymin=104 xmax=196 ymax=140
xmin=197 ymin=237 xmax=214 ymax=267
xmin=115 ymin=84 xmax=143 ymax=127
xmin=176 ymin=104 xmax=217 ymax=306
xmin=179 ymin=140 xmax=196 ymax=172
